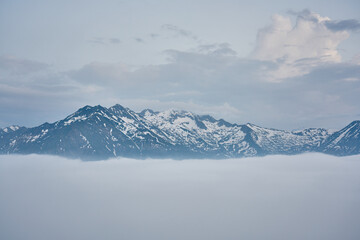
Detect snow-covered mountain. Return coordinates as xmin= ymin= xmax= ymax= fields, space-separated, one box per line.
xmin=321 ymin=120 xmax=360 ymax=156
xmin=0 ymin=104 xmax=359 ymax=160
xmin=246 ymin=124 xmax=330 ymax=154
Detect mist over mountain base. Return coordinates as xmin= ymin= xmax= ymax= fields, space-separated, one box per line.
xmin=1 ymin=153 xmax=360 ymax=240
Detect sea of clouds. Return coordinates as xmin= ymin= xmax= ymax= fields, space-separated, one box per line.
xmin=1 ymin=153 xmax=360 ymax=240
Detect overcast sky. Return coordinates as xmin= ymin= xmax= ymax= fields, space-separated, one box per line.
xmin=1 ymin=0 xmax=360 ymax=130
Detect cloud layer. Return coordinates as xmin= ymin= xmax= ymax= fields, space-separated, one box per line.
xmin=252 ymin=10 xmax=350 ymax=81
xmin=1 ymin=154 xmax=360 ymax=240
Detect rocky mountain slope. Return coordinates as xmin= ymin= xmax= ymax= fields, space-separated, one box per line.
xmin=0 ymin=104 xmax=358 ymax=160
xmin=321 ymin=121 xmax=360 ymax=156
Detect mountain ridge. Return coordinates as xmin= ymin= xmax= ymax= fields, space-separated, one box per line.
xmin=0 ymin=104 xmax=359 ymax=160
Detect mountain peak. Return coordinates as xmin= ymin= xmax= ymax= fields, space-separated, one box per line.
xmin=1 ymin=125 xmax=22 ymax=134
xmin=321 ymin=120 xmax=360 ymax=156
xmin=110 ymin=104 xmax=127 ymax=111
xmin=349 ymin=120 xmax=360 ymax=127
xmin=0 ymin=104 xmax=359 ymax=160
xmin=139 ymin=109 xmax=157 ymax=117
xmin=75 ymin=105 xmax=106 ymax=114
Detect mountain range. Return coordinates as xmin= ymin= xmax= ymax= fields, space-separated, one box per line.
xmin=1 ymin=104 xmax=359 ymax=160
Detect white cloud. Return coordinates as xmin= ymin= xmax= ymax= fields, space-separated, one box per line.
xmin=1 ymin=154 xmax=360 ymax=240
xmin=252 ymin=11 xmax=350 ymax=81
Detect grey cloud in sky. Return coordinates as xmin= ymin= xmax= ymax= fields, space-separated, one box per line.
xmin=149 ymin=33 xmax=160 ymax=39
xmin=140 ymin=25 xmax=199 ymax=44
xmin=1 ymin=45 xmax=360 ymax=130
xmin=109 ymin=38 xmax=121 ymax=44
xmin=289 ymin=8 xmax=323 ymax=23
xmin=0 ymin=56 xmax=49 ymax=75
xmin=196 ymin=43 xmax=237 ymax=56
xmin=135 ymin=37 xmax=144 ymax=43
xmin=288 ymin=9 xmax=360 ymax=32
xmin=162 ymin=24 xmax=198 ymax=40
xmin=325 ymin=19 xmax=360 ymax=32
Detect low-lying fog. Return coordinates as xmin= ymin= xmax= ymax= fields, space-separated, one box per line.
xmin=1 ymin=153 xmax=360 ymax=240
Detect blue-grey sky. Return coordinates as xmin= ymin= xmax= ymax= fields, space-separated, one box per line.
xmin=1 ymin=0 xmax=360 ymax=129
